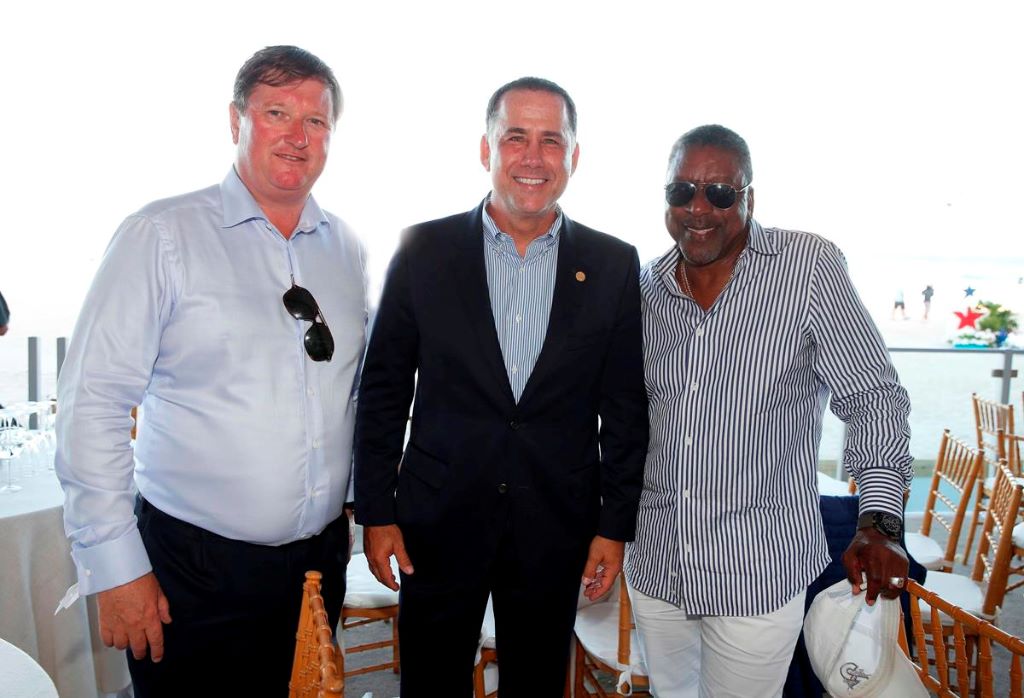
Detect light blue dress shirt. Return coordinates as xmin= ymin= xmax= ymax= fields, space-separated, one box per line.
xmin=55 ymin=170 xmax=367 ymax=596
xmin=481 ymin=205 xmax=562 ymax=402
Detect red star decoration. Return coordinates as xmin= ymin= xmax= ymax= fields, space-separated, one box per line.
xmin=954 ymin=306 xmax=986 ymax=329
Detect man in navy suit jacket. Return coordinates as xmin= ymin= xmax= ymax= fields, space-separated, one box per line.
xmin=354 ymin=77 xmax=649 ymax=696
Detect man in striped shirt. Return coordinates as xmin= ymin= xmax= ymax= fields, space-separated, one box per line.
xmin=625 ymin=124 xmax=913 ymax=696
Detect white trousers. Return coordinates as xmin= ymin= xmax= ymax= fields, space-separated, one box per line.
xmin=629 ymin=586 xmax=806 ymax=698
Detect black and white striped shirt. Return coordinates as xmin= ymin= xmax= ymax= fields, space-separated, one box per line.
xmin=625 ymin=221 xmax=912 ymax=615
xmin=482 ymin=206 xmax=562 ymax=402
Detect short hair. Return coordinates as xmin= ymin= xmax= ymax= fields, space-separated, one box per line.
xmin=485 ymin=77 xmax=577 ymax=138
xmin=232 ymin=45 xmax=342 ymax=122
xmin=668 ymin=124 xmax=753 ymax=183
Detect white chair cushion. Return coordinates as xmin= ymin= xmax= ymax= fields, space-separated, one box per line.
xmin=1013 ymin=521 xmax=1024 ymax=548
xmin=480 ymin=595 xmax=496 ymax=649
xmin=574 ymin=597 xmax=647 ymax=676
xmin=817 ymin=471 xmax=854 ymax=497
xmin=904 ymin=532 xmax=945 ymax=570
xmin=476 ymin=596 xmax=498 ymax=694
xmin=344 ymin=552 xmax=400 ymax=609
xmin=919 ymin=571 xmax=987 ymax=622
xmin=983 ymin=475 xmax=997 ymax=495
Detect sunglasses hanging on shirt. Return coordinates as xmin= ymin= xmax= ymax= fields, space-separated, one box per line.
xmin=283 ymin=283 xmax=335 ymax=362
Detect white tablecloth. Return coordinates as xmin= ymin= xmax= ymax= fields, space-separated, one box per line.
xmin=0 ymin=471 xmax=130 ymax=698
xmin=0 ymin=637 xmax=58 ymax=698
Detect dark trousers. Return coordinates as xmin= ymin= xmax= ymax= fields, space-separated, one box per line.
xmin=127 ymin=497 xmax=349 ymax=698
xmin=397 ymin=519 xmax=588 ymax=697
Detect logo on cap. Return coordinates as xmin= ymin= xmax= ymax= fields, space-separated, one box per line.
xmin=839 ymin=662 xmax=871 ymax=689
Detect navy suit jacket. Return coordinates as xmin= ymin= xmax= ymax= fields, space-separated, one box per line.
xmin=354 ymin=202 xmax=648 ymax=580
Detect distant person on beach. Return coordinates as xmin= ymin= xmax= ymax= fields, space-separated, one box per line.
xmin=55 ymin=46 xmax=366 ymax=697
xmin=0 ymin=290 xmax=9 ymax=335
xmin=892 ymin=288 xmax=907 ymax=319
xmin=922 ymin=284 xmax=934 ymax=320
xmin=626 ymin=124 xmax=913 ymax=696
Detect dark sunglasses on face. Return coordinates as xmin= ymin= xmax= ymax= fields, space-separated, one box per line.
xmin=664 ymin=181 xmax=751 ymax=210
xmin=283 ymin=283 xmax=335 ymax=362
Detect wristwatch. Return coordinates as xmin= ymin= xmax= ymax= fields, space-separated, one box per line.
xmin=857 ymin=511 xmax=903 ymax=542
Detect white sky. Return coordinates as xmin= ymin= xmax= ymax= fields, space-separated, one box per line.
xmin=2 ymin=0 xmax=1022 ymax=337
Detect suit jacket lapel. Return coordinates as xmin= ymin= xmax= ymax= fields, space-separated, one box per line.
xmin=454 ymin=203 xmax=517 ymax=405
xmin=518 ymin=216 xmax=584 ymax=406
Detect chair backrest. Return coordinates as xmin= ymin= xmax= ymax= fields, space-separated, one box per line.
xmin=919 ymin=430 xmax=984 ymax=569
xmin=572 ymin=574 xmax=647 ymax=697
xmin=900 ymin=579 xmax=1024 ymax=698
xmin=289 ymin=571 xmax=343 ymax=698
xmin=341 ymin=553 xmax=400 ymax=678
xmin=615 ymin=574 xmax=634 ymax=668
xmin=973 ymin=393 xmax=1014 ymax=461
xmin=969 ymin=460 xmax=1024 ymax=617
xmin=1010 ymin=433 xmax=1024 ymax=478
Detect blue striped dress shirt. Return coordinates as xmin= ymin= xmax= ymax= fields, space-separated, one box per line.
xmin=481 ymin=205 xmax=562 ymax=402
xmin=625 ymin=221 xmax=912 ymax=615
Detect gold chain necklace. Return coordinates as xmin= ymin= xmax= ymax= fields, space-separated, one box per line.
xmin=679 ymin=262 xmax=694 ymax=298
xmin=678 ymin=260 xmax=737 ymax=299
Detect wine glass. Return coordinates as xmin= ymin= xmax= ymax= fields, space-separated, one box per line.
xmin=0 ymin=408 xmax=25 ymax=493
xmin=39 ymin=398 xmax=57 ymax=469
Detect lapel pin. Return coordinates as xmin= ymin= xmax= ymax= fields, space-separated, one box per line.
xmin=575 ymin=271 xmax=586 ymax=282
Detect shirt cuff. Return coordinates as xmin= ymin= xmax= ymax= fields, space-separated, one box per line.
xmin=71 ymin=528 xmax=152 ymax=596
xmin=855 ymin=468 xmax=907 ymax=519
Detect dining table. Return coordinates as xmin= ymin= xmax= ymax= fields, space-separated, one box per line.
xmin=0 ymin=637 xmax=58 ymax=697
xmin=0 ymin=467 xmax=130 ymax=698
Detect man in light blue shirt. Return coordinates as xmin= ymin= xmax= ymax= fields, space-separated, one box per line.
xmin=55 ymin=46 xmax=366 ymax=697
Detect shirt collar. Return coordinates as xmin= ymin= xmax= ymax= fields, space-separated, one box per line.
xmin=745 ymin=220 xmax=779 ymax=256
xmin=219 ymin=168 xmax=329 ymax=236
xmin=481 ymin=197 xmax=563 ymax=250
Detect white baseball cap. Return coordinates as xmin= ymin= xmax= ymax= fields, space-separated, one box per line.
xmin=804 ymin=579 xmax=928 ymax=697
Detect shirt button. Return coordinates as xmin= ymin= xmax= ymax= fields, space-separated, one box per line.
xmin=510 ymin=420 xmax=521 ymax=430
xmin=497 ymin=483 xmax=509 ymax=494
xmin=695 ymin=328 xmax=704 ymax=337
xmin=519 ymin=267 xmax=525 ymax=274
xmin=683 ymin=489 xmax=690 ymax=500
xmin=510 ymin=365 xmax=518 ymax=374
xmin=515 ymin=314 xmax=522 ymax=323
xmin=685 ymin=543 xmax=692 ymax=554
xmin=84 ymin=569 xmax=92 ymax=576
xmin=685 ymin=435 xmax=693 ymax=446
xmin=690 ymin=382 xmax=698 ymax=392
xmin=312 ymin=439 xmax=321 ymax=449
xmin=307 ymin=388 xmax=315 ymax=397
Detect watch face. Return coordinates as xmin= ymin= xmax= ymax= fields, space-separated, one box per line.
xmin=876 ymin=513 xmax=902 ymax=539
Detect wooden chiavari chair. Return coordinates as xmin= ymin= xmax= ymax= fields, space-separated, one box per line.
xmin=289 ymin=571 xmax=343 ymax=698
xmin=962 ymin=394 xmax=1014 ymax=564
xmin=908 ymin=430 xmax=984 ymax=572
xmin=924 ymin=459 xmax=1023 ymax=621
xmin=340 ymin=553 xmax=400 ymax=679
xmin=900 ymin=579 xmax=1024 ymax=697
xmin=569 ymin=575 xmax=649 ymax=697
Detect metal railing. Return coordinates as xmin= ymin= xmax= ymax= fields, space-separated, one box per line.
xmin=2 ymin=339 xmax=1020 ymax=448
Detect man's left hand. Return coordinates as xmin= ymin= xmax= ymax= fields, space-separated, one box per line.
xmin=581 ymin=535 xmax=624 ymax=601
xmin=841 ymin=527 xmax=909 ymax=605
